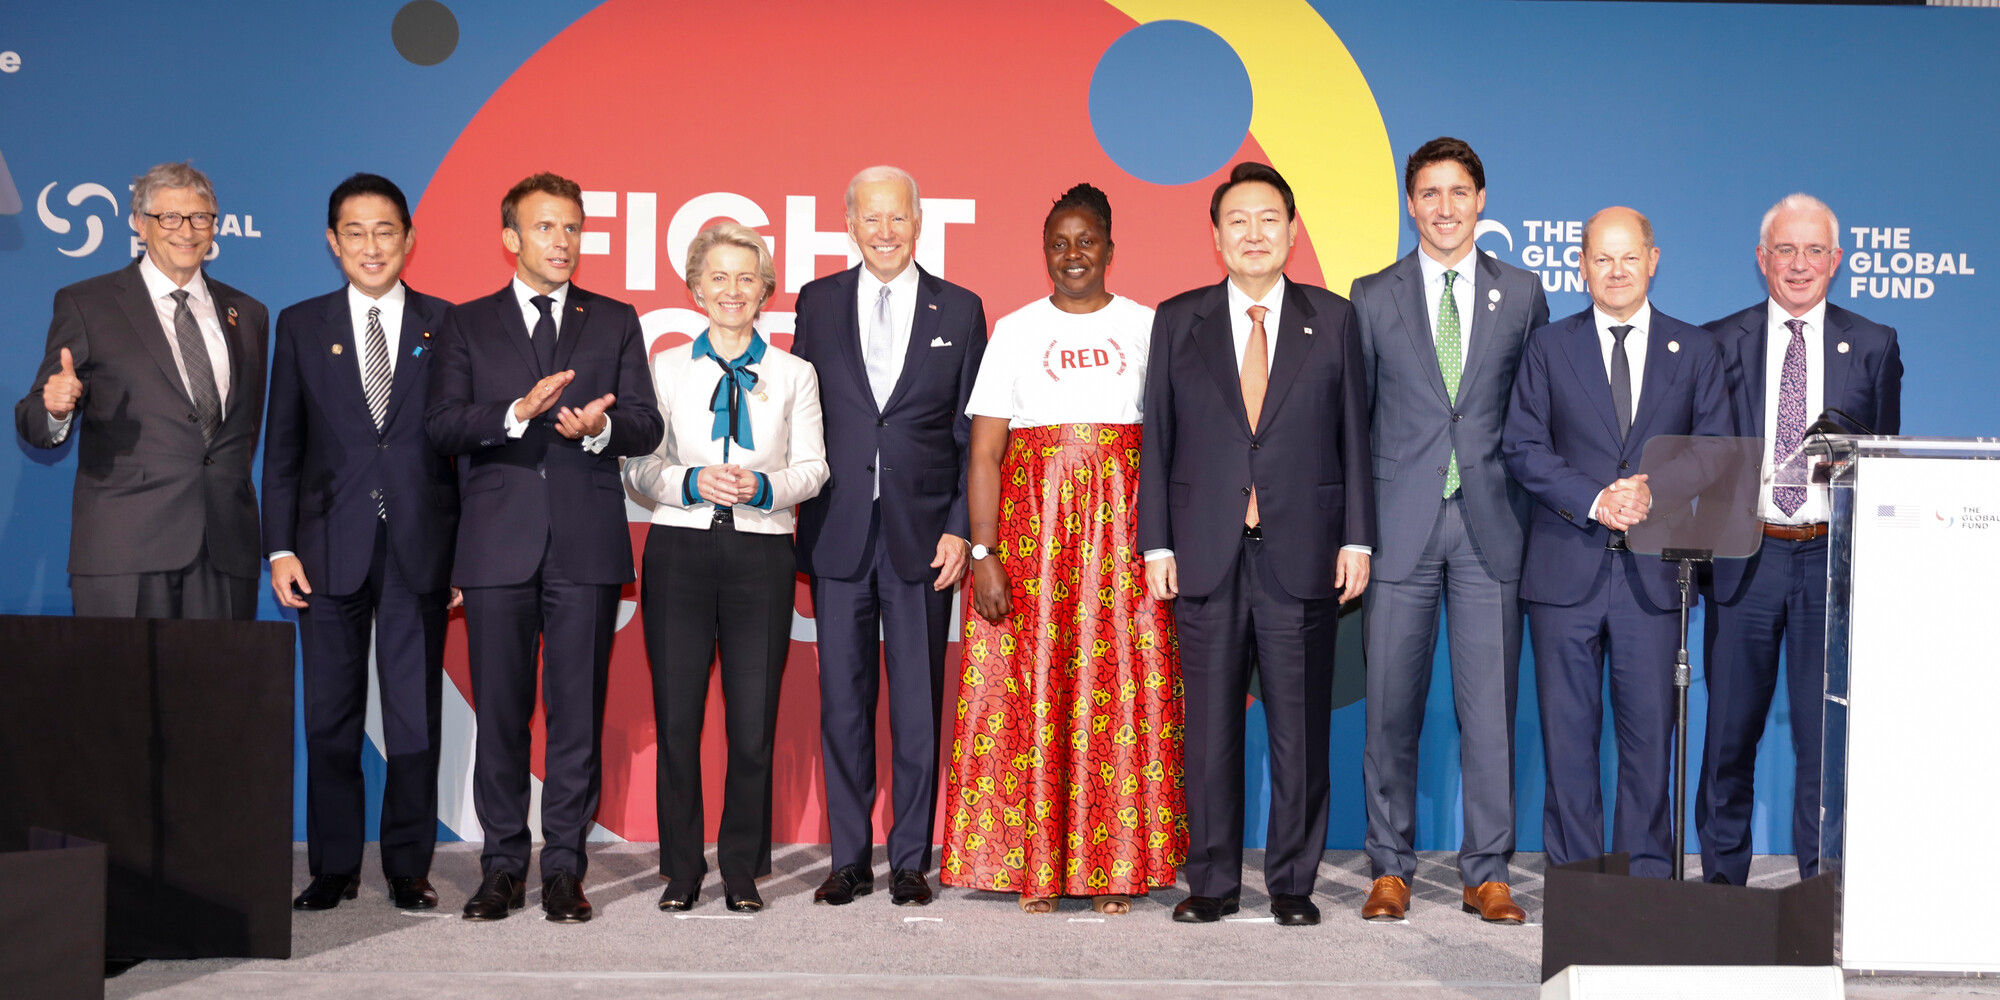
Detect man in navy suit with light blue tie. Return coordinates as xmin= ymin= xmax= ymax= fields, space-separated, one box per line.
xmin=426 ymin=172 xmax=662 ymax=923
xmin=1503 ymin=206 xmax=1730 ymax=879
xmin=791 ymin=166 xmax=987 ymax=908
xmin=1697 ymin=194 xmax=1901 ymax=887
xmin=265 ymin=174 xmax=458 ymax=913
xmin=1352 ymin=139 xmax=1547 ymax=924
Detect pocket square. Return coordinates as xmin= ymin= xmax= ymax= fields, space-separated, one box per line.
xmin=931 ymin=336 xmax=952 ymax=347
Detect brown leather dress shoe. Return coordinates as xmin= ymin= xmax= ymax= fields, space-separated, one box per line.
xmin=1461 ymin=881 xmax=1526 ymax=924
xmin=1362 ymin=875 xmax=1409 ymax=921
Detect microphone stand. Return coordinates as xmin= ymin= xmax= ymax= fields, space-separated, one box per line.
xmin=1661 ymin=545 xmax=1711 ymax=882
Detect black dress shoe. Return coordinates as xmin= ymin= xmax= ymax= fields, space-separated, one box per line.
xmin=1171 ymin=895 xmax=1240 ymax=923
xmin=813 ymin=864 xmax=874 ymax=905
xmin=462 ymin=870 xmax=526 ymax=921
xmin=657 ymin=879 xmax=700 ymax=911
xmin=1271 ymin=893 xmax=1321 ymax=926
xmin=293 ymin=874 xmax=359 ymax=911
xmin=724 ymin=883 xmax=764 ymax=913
xmin=387 ymin=876 xmax=438 ymax=910
xmin=542 ymin=871 xmax=592 ymax=923
xmin=889 ymin=868 xmax=933 ymax=906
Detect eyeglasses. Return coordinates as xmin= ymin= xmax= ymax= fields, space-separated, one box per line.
xmin=1765 ymin=244 xmax=1833 ymax=265
xmin=143 ymin=212 xmax=218 ymax=231
xmin=337 ymin=228 xmax=407 ymax=246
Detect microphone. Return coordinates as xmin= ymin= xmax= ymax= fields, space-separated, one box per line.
xmin=1801 ymin=407 xmax=1877 ymax=439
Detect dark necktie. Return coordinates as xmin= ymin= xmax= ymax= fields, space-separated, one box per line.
xmin=1773 ymin=318 xmax=1810 ymax=516
xmin=1608 ymin=324 xmax=1634 ymax=441
xmin=531 ymin=295 xmax=558 ymax=375
xmin=362 ymin=305 xmax=391 ymax=431
xmin=170 ymin=290 xmax=221 ymax=444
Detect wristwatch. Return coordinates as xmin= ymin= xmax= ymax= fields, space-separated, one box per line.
xmin=970 ymin=543 xmax=992 ymax=561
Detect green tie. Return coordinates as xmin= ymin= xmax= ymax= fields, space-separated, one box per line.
xmin=1437 ymin=269 xmax=1463 ymax=497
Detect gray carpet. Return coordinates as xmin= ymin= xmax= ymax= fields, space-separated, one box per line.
xmin=103 ymin=845 xmax=1993 ymax=999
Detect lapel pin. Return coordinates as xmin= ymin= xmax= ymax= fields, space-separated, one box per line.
xmin=1303 ymin=327 xmax=1314 ymax=336
xmin=574 ymin=306 xmax=583 ymax=313
xmin=1838 ymin=341 xmax=1851 ymax=354
xmin=226 ymin=306 xmax=239 ymax=327
xmin=755 ymin=391 xmax=768 ymax=402
xmin=1668 ymin=340 xmax=1681 ymax=353
xmin=1488 ymin=289 xmax=1502 ymax=302
xmin=1487 ymin=303 xmax=1497 ymax=311
xmin=332 ymin=343 xmax=344 ymax=355
xmin=412 ymin=346 xmax=424 ymax=358
xmin=423 ymin=330 xmax=432 ymax=340
xmin=928 ymin=303 xmax=938 ymax=310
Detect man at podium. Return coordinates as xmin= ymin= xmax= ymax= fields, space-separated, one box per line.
xmin=1697 ymin=194 xmax=1903 ymax=887
xmin=1503 ymin=207 xmax=1732 ymax=879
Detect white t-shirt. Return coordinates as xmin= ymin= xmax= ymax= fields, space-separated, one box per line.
xmin=965 ymin=295 xmax=1154 ymax=429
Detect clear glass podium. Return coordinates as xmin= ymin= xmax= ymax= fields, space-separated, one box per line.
xmin=1821 ymin=436 xmax=2000 ymax=972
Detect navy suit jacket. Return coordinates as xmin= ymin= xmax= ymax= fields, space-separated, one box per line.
xmin=424 ymin=283 xmax=662 ymax=588
xmin=1503 ymin=306 xmax=1731 ymax=611
xmin=1138 ymin=278 xmax=1376 ymax=601
xmin=1705 ymin=300 xmax=1902 ymax=602
xmin=1353 ymin=249 xmax=1548 ymax=584
xmin=790 ymin=264 xmax=986 ymax=583
xmin=261 ymin=285 xmax=458 ymax=596
xmin=15 ymin=261 xmax=268 ymax=578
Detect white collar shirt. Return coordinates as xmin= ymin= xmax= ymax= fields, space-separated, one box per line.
xmin=139 ymin=253 xmax=232 ymax=412
xmin=348 ymin=281 xmax=406 ymax=377
xmin=856 ymin=262 xmax=921 ymax=383
xmin=1761 ymin=297 xmax=1828 ymax=524
xmin=1225 ymin=275 xmax=1286 ymax=372
xmin=1417 ymin=249 xmax=1476 ymax=368
xmin=1592 ymin=300 xmax=1652 ymax=415
xmin=512 ymin=276 xmax=568 ymax=337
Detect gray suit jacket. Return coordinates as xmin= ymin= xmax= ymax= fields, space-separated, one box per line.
xmin=15 ymin=261 xmax=269 ymax=579
xmin=1352 ymin=250 xmax=1547 ymax=583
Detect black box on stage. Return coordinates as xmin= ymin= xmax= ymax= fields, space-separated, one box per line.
xmin=0 ymin=615 xmax=295 ymax=959
xmin=0 ymin=829 xmax=107 ymax=1000
xmin=1541 ymin=852 xmax=1838 ymax=982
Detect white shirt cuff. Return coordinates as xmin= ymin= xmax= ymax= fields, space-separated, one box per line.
xmin=1341 ymin=544 xmax=1372 ymax=555
xmin=1588 ymin=488 xmax=1608 ymax=524
xmin=269 ymin=551 xmax=297 ymax=563
xmin=581 ymin=422 xmax=612 ymax=454
xmin=48 ymin=412 xmax=72 ymax=443
xmin=504 ymin=399 xmax=530 ymax=438
xmin=1143 ymin=548 xmax=1173 ymax=563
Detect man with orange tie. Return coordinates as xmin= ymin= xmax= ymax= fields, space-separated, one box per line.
xmin=1138 ymin=161 xmax=1375 ymax=926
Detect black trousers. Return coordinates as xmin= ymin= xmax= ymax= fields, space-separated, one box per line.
xmin=71 ymin=540 xmax=257 ymax=619
xmin=298 ymin=521 xmax=448 ymax=878
xmin=1174 ymin=531 xmax=1339 ymax=899
xmin=642 ymin=520 xmax=795 ymax=889
xmin=461 ymin=540 xmax=620 ymax=881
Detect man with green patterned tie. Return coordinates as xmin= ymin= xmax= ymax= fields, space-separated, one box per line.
xmin=1349 ymin=138 xmax=1548 ymax=924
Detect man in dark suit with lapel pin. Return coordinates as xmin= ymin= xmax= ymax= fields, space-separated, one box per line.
xmin=264 ymin=174 xmax=459 ymax=913
xmin=17 ymin=161 xmax=267 ymax=619
xmin=1503 ymin=206 xmax=1731 ymax=879
xmin=791 ymin=165 xmax=987 ymax=908
xmin=1139 ymin=161 xmax=1376 ymax=926
xmin=1351 ymin=139 xmax=1547 ymax=924
xmin=426 ymin=172 xmax=662 ymax=923
xmin=1697 ymin=194 xmax=1901 ymax=888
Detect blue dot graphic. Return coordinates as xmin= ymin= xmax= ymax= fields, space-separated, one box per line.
xmin=1089 ymin=21 xmax=1253 ymax=186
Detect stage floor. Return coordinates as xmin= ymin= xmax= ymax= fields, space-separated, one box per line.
xmin=105 ymin=844 xmax=1985 ymax=999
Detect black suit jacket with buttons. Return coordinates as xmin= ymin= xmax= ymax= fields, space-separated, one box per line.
xmin=790 ymin=264 xmax=987 ymax=583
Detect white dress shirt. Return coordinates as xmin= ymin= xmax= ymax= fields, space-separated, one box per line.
xmin=1760 ymin=297 xmax=1828 ymax=525
xmin=501 ymin=277 xmax=611 ymax=453
xmin=1587 ymin=300 xmax=1653 ymax=523
xmin=1146 ymin=276 xmax=1368 ymax=561
xmin=53 ymin=255 xmax=231 ymax=443
xmin=348 ymin=281 xmax=405 ymax=379
xmin=623 ymin=336 xmax=828 ymax=534
xmin=857 ymin=263 xmax=921 ymax=497
xmin=1417 ymin=249 xmax=1476 ymax=368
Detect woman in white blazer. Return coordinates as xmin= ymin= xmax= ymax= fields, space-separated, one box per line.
xmin=623 ymin=222 xmax=827 ymax=913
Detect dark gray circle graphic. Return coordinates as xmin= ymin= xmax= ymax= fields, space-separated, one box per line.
xmin=392 ymin=1 xmax=458 ymax=66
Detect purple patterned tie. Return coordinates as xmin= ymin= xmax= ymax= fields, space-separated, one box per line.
xmin=1773 ymin=318 xmax=1809 ymax=516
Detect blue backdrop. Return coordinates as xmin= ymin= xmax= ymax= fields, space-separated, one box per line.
xmin=3 ymin=0 xmax=1992 ymax=854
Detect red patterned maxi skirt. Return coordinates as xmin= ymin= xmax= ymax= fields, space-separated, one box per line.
xmin=941 ymin=422 xmax=1186 ymax=896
